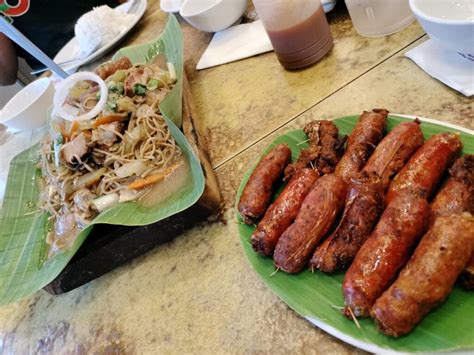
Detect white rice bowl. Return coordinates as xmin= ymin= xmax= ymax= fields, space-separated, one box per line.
xmin=74 ymin=5 xmax=137 ymax=56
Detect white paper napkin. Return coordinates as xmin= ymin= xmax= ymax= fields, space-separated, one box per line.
xmin=405 ymin=39 xmax=474 ymax=97
xmin=196 ymin=20 xmax=273 ymax=70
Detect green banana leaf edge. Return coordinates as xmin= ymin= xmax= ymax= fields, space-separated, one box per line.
xmin=0 ymin=14 xmax=205 ymax=305
xmin=236 ymin=115 xmax=474 ymax=353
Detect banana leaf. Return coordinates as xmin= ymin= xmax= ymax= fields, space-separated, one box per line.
xmin=0 ymin=15 xmax=205 ymax=305
xmin=236 ymin=115 xmax=474 ymax=353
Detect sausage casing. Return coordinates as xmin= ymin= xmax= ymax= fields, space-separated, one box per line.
xmin=334 ymin=109 xmax=388 ymax=182
xmin=251 ymin=168 xmax=319 ymax=256
xmin=386 ymin=133 xmax=462 ymax=204
xmin=430 ymin=155 xmax=474 ymax=224
xmin=371 ymin=214 xmax=474 ymax=337
xmin=238 ymin=144 xmax=292 ymax=224
xmin=309 ymin=172 xmax=385 ymax=272
xmin=284 ymin=120 xmax=346 ymax=180
xmin=429 ymin=155 xmax=474 ymax=289
xmin=95 ymin=57 xmax=133 ymax=80
xmin=273 ymin=174 xmax=347 ymax=273
xmin=362 ymin=120 xmax=424 ymax=187
xmin=342 ymin=193 xmax=430 ymax=317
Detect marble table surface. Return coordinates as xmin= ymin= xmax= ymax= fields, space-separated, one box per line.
xmin=0 ymin=1 xmax=472 ymax=354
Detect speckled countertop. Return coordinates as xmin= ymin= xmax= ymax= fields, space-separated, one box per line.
xmin=0 ymin=1 xmax=473 ymax=354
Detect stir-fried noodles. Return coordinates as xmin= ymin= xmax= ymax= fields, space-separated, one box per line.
xmin=38 ymin=57 xmax=183 ymax=256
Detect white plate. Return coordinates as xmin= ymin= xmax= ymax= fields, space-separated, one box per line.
xmin=160 ymin=0 xmax=183 ymax=13
xmin=53 ymin=0 xmax=147 ymax=73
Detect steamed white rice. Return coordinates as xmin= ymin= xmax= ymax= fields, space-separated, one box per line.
xmin=75 ymin=5 xmax=137 ymax=57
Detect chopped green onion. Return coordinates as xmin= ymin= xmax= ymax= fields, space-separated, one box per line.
xmin=133 ymin=83 xmax=147 ymax=96
xmin=146 ymin=78 xmax=160 ymax=91
xmin=108 ymin=81 xmax=124 ymax=94
xmin=105 ymin=100 xmax=117 ymax=112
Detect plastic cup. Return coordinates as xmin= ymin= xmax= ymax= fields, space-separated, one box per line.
xmin=345 ymin=0 xmax=415 ymax=37
xmin=253 ymin=0 xmax=333 ymax=70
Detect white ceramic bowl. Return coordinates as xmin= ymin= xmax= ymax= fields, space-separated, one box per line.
xmin=0 ymin=78 xmax=55 ymax=131
xmin=409 ymin=0 xmax=474 ymax=55
xmin=179 ymin=0 xmax=247 ymax=32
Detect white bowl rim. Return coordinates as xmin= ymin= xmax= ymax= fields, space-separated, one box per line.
xmin=409 ymin=0 xmax=474 ymax=25
xmin=179 ymin=0 xmax=222 ymax=17
xmin=0 ymin=78 xmax=52 ymax=124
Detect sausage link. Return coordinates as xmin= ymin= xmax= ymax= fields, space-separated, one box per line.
xmin=334 ymin=109 xmax=388 ymax=182
xmin=251 ymin=168 xmax=319 ymax=256
xmin=342 ymin=193 xmax=430 ymax=317
xmin=95 ymin=57 xmax=133 ymax=80
xmin=273 ymin=174 xmax=347 ymax=273
xmin=238 ymin=144 xmax=292 ymax=224
xmin=386 ymin=133 xmax=462 ymax=204
xmin=371 ymin=214 xmax=474 ymax=337
xmin=311 ymin=121 xmax=424 ymax=273
xmin=362 ymin=120 xmax=424 ymax=188
xmin=429 ymin=155 xmax=474 ymax=289
xmin=284 ymin=120 xmax=346 ymax=180
xmin=430 ymin=155 xmax=474 ymax=224
xmin=309 ymin=172 xmax=385 ymax=272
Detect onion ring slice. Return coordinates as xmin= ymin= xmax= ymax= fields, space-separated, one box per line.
xmin=53 ymin=72 xmax=108 ymax=122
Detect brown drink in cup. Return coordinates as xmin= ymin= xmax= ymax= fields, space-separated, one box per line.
xmin=253 ymin=0 xmax=333 ymax=70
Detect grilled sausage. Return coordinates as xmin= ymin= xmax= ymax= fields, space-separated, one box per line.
xmin=386 ymin=133 xmax=462 ymax=204
xmin=334 ymin=109 xmax=388 ymax=182
xmin=273 ymin=174 xmax=347 ymax=273
xmin=342 ymin=193 xmax=430 ymax=318
xmin=95 ymin=57 xmax=133 ymax=80
xmin=309 ymin=172 xmax=385 ymax=272
xmin=284 ymin=120 xmax=346 ymax=180
xmin=310 ymin=121 xmax=424 ymax=273
xmin=238 ymin=144 xmax=292 ymax=224
xmin=429 ymin=155 xmax=474 ymax=289
xmin=362 ymin=120 xmax=424 ymax=187
xmin=430 ymin=155 xmax=474 ymax=224
xmin=371 ymin=214 xmax=474 ymax=337
xmin=251 ymin=168 xmax=319 ymax=256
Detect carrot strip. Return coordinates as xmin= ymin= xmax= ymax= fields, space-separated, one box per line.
xmin=127 ymin=174 xmax=165 ymax=190
xmin=127 ymin=162 xmax=182 ymax=190
xmin=92 ymin=114 xmax=127 ymax=129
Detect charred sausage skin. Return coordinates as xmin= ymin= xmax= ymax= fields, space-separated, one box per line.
xmin=334 ymin=109 xmax=388 ymax=182
xmin=284 ymin=120 xmax=346 ymax=180
xmin=238 ymin=144 xmax=292 ymax=225
xmin=310 ymin=172 xmax=385 ymax=272
xmin=251 ymin=168 xmax=319 ymax=256
xmin=362 ymin=120 xmax=424 ymax=187
xmin=273 ymin=174 xmax=347 ymax=273
xmin=386 ymin=133 xmax=462 ymax=204
xmin=371 ymin=214 xmax=474 ymax=337
xmin=342 ymin=193 xmax=430 ymax=318
xmin=95 ymin=57 xmax=133 ymax=80
xmin=430 ymin=155 xmax=474 ymax=289
xmin=430 ymin=155 xmax=474 ymax=224
xmin=311 ymin=121 xmax=424 ymax=273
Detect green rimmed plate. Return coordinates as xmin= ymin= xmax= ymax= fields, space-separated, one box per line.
xmin=236 ymin=114 xmax=474 ymax=353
